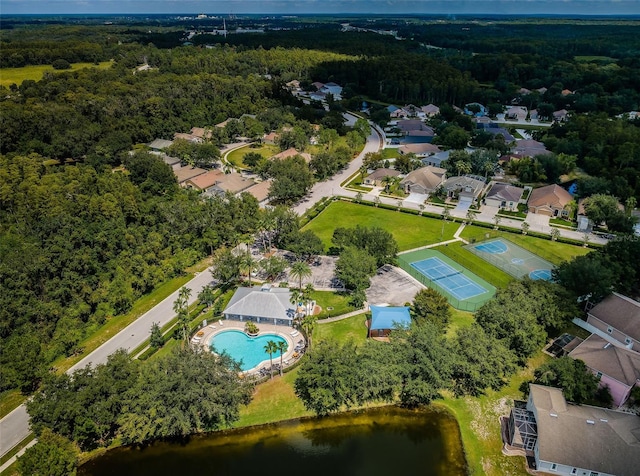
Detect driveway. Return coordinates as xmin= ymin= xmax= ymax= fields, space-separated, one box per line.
xmin=526 ymin=213 xmax=550 ymax=232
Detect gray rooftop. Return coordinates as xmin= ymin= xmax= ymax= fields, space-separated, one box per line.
xmin=589 ymin=293 xmax=640 ymax=343
xmin=224 ymin=286 xmax=294 ymax=321
xmin=569 ymin=334 xmax=640 ymax=387
xmin=530 ymin=384 xmax=640 ymax=476
xmin=486 ymin=182 xmax=524 ymax=203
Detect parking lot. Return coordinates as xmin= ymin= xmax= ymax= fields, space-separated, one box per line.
xmin=366 ymin=265 xmax=423 ymax=306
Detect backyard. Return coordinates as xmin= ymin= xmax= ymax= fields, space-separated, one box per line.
xmin=302 ymin=200 xmax=459 ymax=252
xmin=225 ymin=144 xmax=279 ymax=168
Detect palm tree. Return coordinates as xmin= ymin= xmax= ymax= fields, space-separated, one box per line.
xmin=264 ymin=340 xmax=278 ymax=379
xmin=300 ymin=314 xmax=317 ymax=350
xmin=289 ymin=260 xmax=312 ymax=290
xmin=290 ymin=288 xmax=303 ymax=320
xmin=418 ymin=203 xmax=425 ymax=216
xmin=493 ymin=215 xmax=502 ymax=230
xmin=442 ymin=207 xmax=451 ymax=221
xmin=521 ymin=222 xmax=530 ymax=235
xmin=173 ymin=286 xmax=192 ymax=347
xmin=550 ymin=227 xmax=560 ymax=241
xmin=198 ymin=284 xmax=216 ymax=309
xmin=374 ymin=196 xmax=381 ymax=207
xmin=276 ymin=340 xmax=288 ymax=376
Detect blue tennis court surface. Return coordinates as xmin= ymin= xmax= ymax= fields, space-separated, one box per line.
xmin=475 ymin=241 xmax=508 ymax=254
xmin=529 ymin=269 xmax=552 ymax=281
xmin=411 ymin=257 xmax=488 ymax=300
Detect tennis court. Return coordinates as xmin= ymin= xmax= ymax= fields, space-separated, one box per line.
xmin=466 ymin=238 xmax=554 ymax=280
xmin=397 ymin=249 xmax=496 ymax=311
xmin=411 ymin=257 xmax=488 ymax=300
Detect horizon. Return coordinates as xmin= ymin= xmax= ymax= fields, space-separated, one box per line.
xmin=2 ymin=1 xmax=640 ymax=16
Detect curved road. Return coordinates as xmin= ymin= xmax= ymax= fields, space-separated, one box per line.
xmin=0 ymin=270 xmax=217 ymax=461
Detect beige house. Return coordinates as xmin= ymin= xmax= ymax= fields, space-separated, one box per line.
xmin=527 ymin=184 xmax=572 ymax=217
xmin=398 ymin=143 xmax=441 ymax=158
xmin=207 ymin=172 xmax=255 ymax=196
xmin=400 ymin=166 xmax=446 ymax=195
xmin=243 ymin=180 xmax=272 ymax=205
xmin=484 ymin=182 xmax=524 ymax=210
xmin=507 ymin=384 xmax=640 ymax=476
xmin=271 ymin=147 xmax=312 ymax=163
xmin=184 ymin=169 xmax=224 ymax=191
xmin=363 ymin=168 xmax=401 ymax=187
xmin=586 ymin=292 xmax=640 ymax=351
xmin=174 ymin=166 xmax=207 ymax=184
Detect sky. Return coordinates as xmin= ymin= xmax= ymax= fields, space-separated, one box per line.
xmin=2 ymin=0 xmax=639 ymax=16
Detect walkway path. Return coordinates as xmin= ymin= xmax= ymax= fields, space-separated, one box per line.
xmin=316 ymin=308 xmax=367 ymax=324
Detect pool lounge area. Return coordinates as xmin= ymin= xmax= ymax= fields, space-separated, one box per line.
xmin=192 ymin=320 xmax=306 ymax=375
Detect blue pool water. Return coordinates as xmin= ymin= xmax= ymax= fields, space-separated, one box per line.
xmin=210 ymin=330 xmax=287 ymax=371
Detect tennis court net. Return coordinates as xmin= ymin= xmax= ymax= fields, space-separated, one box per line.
xmin=431 ymin=270 xmax=463 ymax=281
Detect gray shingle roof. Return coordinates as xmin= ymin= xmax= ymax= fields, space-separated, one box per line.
xmin=530 ymin=384 xmax=640 ymax=476
xmin=224 ymin=287 xmax=294 ymax=321
xmin=589 ymin=293 xmax=640 ymax=343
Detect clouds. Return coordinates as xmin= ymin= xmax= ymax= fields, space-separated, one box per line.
xmin=2 ymin=0 xmax=639 ymax=15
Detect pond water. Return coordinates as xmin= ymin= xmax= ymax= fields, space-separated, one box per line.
xmin=79 ymin=406 xmax=467 ymax=476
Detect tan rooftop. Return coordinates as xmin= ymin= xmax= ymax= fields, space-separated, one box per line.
xmin=528 ymin=184 xmax=572 ymax=209
xmin=185 ymin=169 xmax=224 ymax=190
xmin=569 ymin=334 xmax=640 ymax=387
xmin=589 ymin=293 xmax=640 ymax=343
xmin=530 ymin=384 xmax=640 ymax=476
xmin=213 ymin=172 xmax=254 ymax=194
xmin=271 ymin=147 xmax=312 ymax=163
xmin=398 ymin=143 xmax=441 ymax=155
xmin=243 ymin=180 xmax=271 ymax=203
xmin=174 ymin=166 xmax=207 ymax=183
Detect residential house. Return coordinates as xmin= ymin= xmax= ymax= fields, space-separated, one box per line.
xmin=442 ymin=175 xmax=486 ymax=204
xmin=394 ymin=120 xmax=436 ymax=144
xmin=507 ymin=384 xmax=640 ymax=476
xmin=484 ymin=182 xmax=524 ymax=210
xmin=400 ymin=166 xmax=446 ymax=195
xmin=529 ymin=109 xmax=539 ymax=120
xmin=368 ymin=305 xmax=411 ymax=338
xmin=512 ymin=139 xmax=549 ymax=158
xmin=223 ymin=285 xmax=295 ymax=326
xmin=184 ymin=169 xmax=224 ymax=191
xmin=518 ymin=88 xmax=531 ymax=95
xmin=553 ymin=109 xmax=569 ymax=122
xmin=505 ymin=106 xmax=528 ymax=121
xmin=270 ymin=147 xmax=312 ymax=163
xmin=242 ymin=179 xmax=272 ymax=206
xmin=537 ymin=87 xmax=548 ymax=95
xmin=421 ymin=104 xmax=440 ymax=117
xmin=174 ymin=166 xmax=207 ymax=185
xmin=190 ymin=127 xmax=212 ymax=140
xmin=398 ymin=143 xmax=441 ymax=158
xmin=569 ymin=334 xmax=640 ymax=407
xmin=421 ymin=150 xmax=450 ymax=168
xmin=173 ymin=132 xmax=203 ymax=143
xmin=363 ymin=168 xmax=401 ymax=187
xmin=206 ymin=172 xmax=255 ymax=196
xmin=561 ymin=89 xmax=574 ymax=96
xmin=390 ymin=107 xmax=410 ymax=119
xmin=527 ymin=184 xmax=572 ymax=217
xmin=586 ymin=292 xmax=640 ymax=351
xmin=464 ymin=102 xmax=487 ymax=117
xmin=263 ymin=131 xmax=279 ymax=144
xmin=148 ymin=138 xmax=174 ymax=151
xmin=153 ymin=153 xmax=181 ymax=170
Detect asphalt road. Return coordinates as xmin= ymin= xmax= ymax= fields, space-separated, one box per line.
xmin=0 ymin=269 xmax=216 ymax=458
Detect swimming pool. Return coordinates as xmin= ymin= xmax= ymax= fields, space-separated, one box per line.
xmin=209 ymin=330 xmax=287 ymax=371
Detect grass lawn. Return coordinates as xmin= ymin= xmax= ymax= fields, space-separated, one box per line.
xmin=435 ymin=241 xmax=514 ymax=289
xmin=310 ymin=290 xmax=356 ymax=319
xmin=381 ymin=147 xmax=399 ymax=159
xmin=445 ymin=308 xmax=475 ymax=340
xmin=236 ymin=367 xmax=312 ymax=428
xmin=0 ymin=389 xmax=25 ymax=420
xmin=225 ymin=144 xmax=279 ymax=168
xmin=0 ymin=61 xmax=113 ymax=88
xmin=438 ymin=351 xmax=550 ymax=476
xmin=315 ymin=313 xmax=368 ymax=346
xmin=460 ymin=225 xmax=591 ymax=265
xmin=302 ymin=201 xmax=459 ymax=252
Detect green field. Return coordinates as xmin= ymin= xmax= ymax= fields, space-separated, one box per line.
xmin=225 ymin=144 xmax=279 ymax=168
xmin=302 ymin=200 xmax=459 ymax=252
xmin=0 ymin=61 xmax=113 ymax=88
xmin=460 ymin=225 xmax=591 ymax=265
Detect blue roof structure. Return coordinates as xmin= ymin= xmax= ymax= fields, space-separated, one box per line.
xmin=370 ymin=305 xmax=411 ymax=330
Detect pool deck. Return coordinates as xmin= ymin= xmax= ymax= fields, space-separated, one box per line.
xmin=191 ymin=320 xmax=306 ymax=375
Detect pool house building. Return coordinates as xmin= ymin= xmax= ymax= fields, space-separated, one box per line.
xmin=223 ymin=285 xmax=295 ymax=326
xmin=368 ymin=305 xmax=411 ymax=337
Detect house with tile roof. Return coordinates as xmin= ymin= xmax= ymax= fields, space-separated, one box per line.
xmin=184 ymin=169 xmax=224 ymax=191
xmin=569 ymin=334 xmax=640 ymax=407
xmin=223 ymin=285 xmax=295 ymax=326
xmin=400 ymin=166 xmax=446 ymax=195
xmin=507 ymin=384 xmax=640 ymax=476
xmin=484 ymin=182 xmax=524 ymax=210
xmin=527 ymin=184 xmax=572 ymax=217
xmin=364 ymin=168 xmax=401 ymax=187
xmin=586 ymin=293 xmax=640 ymax=352
xmin=242 ymin=180 xmax=272 ymax=205
xmin=270 ymin=147 xmax=312 ymax=163
xmin=398 ymin=143 xmax=441 ymax=158
xmin=174 ymin=166 xmax=207 ymax=184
